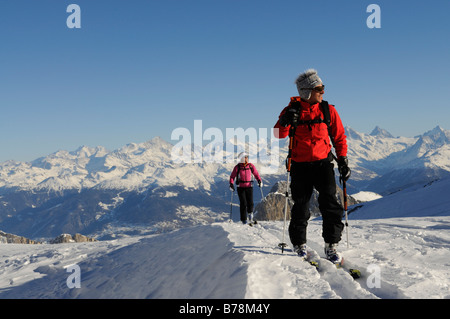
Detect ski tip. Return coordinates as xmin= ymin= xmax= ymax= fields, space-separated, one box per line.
xmin=330 ymin=257 xmax=344 ymax=269
xmin=309 ymin=261 xmax=319 ymax=269
xmin=349 ymin=268 xmax=361 ymax=279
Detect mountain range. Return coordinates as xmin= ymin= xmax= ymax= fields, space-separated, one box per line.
xmin=0 ymin=125 xmax=449 ymax=240
xmin=347 ymin=125 xmax=450 ymax=194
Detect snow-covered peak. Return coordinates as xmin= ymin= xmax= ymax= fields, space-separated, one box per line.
xmin=421 ymin=126 xmax=450 ymax=145
xmin=423 ymin=125 xmax=445 ymax=136
xmin=74 ymin=145 xmax=109 ymax=158
xmin=0 ymin=126 xmax=450 ymax=194
xmin=345 ymin=126 xmax=365 ymax=141
xmin=402 ymin=126 xmax=450 ymax=161
xmin=370 ymin=126 xmax=394 ymax=138
xmin=345 ymin=126 xmax=417 ymax=164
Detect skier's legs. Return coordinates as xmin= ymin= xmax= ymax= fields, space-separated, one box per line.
xmin=244 ymin=187 xmax=254 ymax=215
xmin=237 ymin=187 xmax=248 ymax=222
xmin=314 ymin=160 xmax=344 ymax=244
xmin=289 ymin=162 xmax=313 ymax=245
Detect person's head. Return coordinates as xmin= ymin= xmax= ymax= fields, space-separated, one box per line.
xmin=240 ymin=154 xmax=249 ymax=164
xmin=295 ymin=69 xmax=325 ymax=104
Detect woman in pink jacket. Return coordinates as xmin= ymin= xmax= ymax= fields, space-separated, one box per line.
xmin=229 ymin=154 xmax=262 ymax=224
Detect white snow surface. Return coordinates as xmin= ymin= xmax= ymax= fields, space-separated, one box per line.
xmin=0 ymin=215 xmax=448 ymax=299
xmin=350 ymin=191 xmax=382 ymax=202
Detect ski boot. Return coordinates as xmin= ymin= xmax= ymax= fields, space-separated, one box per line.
xmin=293 ymin=244 xmax=308 ymax=259
xmin=324 ymin=243 xmax=343 ymax=266
xmin=248 ymin=213 xmax=257 ymax=226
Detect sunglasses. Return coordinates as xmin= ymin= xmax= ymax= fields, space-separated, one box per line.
xmin=300 ymin=85 xmax=325 ymax=92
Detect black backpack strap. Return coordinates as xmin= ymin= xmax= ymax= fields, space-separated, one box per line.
xmin=235 ymin=164 xmax=241 ymax=184
xmin=320 ymin=100 xmax=335 ymax=147
xmin=320 ymin=101 xmax=339 ymax=162
xmin=297 ymin=118 xmax=325 ymax=131
xmin=320 ymin=101 xmax=331 ymax=127
xmin=291 ymin=100 xmax=328 ymax=132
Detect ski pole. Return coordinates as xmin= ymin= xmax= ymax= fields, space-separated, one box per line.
xmin=279 ymin=172 xmax=290 ymax=254
xmin=343 ymin=180 xmax=349 ymax=248
xmin=229 ymin=189 xmax=234 ymax=222
xmin=259 ymin=183 xmax=264 ymax=201
xmin=279 ymin=125 xmax=295 ymax=254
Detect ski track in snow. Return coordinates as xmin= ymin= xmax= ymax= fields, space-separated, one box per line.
xmin=222 ymin=222 xmax=374 ymax=299
xmin=0 ymin=216 xmax=449 ymax=299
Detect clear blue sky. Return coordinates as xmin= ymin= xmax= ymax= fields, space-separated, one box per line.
xmin=1 ymin=0 xmax=449 ymax=162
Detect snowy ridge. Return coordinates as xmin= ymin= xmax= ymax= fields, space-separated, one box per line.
xmin=0 ymin=176 xmax=449 ymax=299
xmin=0 ymin=216 xmax=448 ymax=299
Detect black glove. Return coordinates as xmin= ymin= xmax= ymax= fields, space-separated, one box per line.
xmin=279 ymin=106 xmax=300 ymax=127
xmin=258 ymin=180 xmax=262 ymax=188
xmin=229 ymin=183 xmax=235 ymax=191
xmin=337 ymin=156 xmax=351 ymax=184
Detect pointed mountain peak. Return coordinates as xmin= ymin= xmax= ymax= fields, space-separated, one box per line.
xmin=420 ymin=126 xmax=450 ymax=146
xmin=345 ymin=126 xmax=364 ymax=140
xmin=370 ymin=126 xmax=394 ymax=138
xmin=148 ymin=136 xmax=172 ymax=147
xmin=73 ymin=145 xmax=109 ymax=158
xmin=423 ymin=125 xmax=444 ymax=137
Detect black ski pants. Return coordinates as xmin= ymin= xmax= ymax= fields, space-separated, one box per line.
xmin=237 ymin=187 xmax=254 ymax=222
xmin=289 ymin=157 xmax=344 ymax=245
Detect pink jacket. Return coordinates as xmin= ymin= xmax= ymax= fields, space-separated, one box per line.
xmin=229 ymin=163 xmax=261 ymax=188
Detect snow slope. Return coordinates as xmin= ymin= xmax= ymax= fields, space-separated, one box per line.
xmin=0 ymin=177 xmax=449 ymax=299
xmin=0 ymin=216 xmax=448 ymax=299
xmin=350 ymin=177 xmax=450 ymax=219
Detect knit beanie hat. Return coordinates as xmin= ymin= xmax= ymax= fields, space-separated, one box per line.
xmin=238 ymin=152 xmax=249 ymax=163
xmin=295 ymin=69 xmax=323 ymax=100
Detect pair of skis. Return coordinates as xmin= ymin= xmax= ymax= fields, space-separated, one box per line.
xmin=300 ymin=248 xmax=361 ymax=280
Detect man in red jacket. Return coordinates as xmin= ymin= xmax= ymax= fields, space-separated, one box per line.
xmin=274 ymin=69 xmax=351 ymax=264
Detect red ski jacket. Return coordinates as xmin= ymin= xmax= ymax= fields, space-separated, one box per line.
xmin=274 ymin=97 xmax=348 ymax=162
